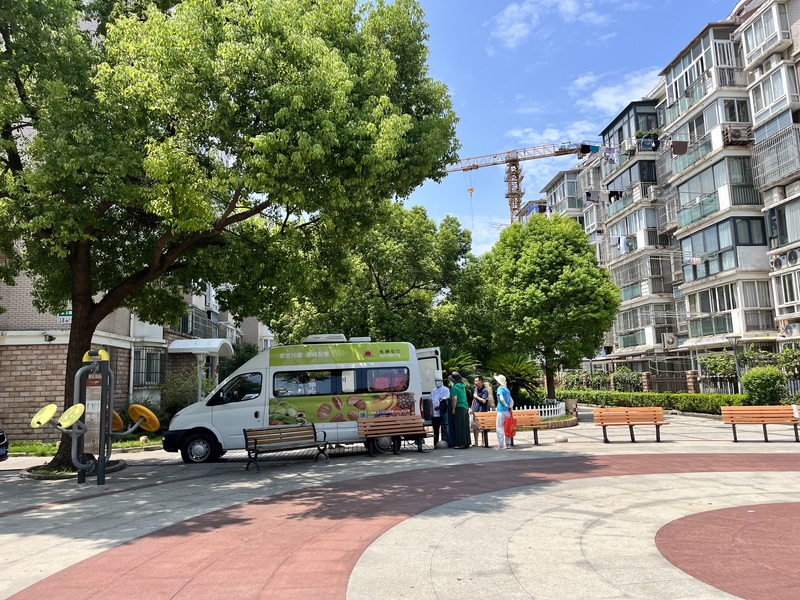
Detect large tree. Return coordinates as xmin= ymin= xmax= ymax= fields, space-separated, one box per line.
xmin=483 ymin=214 xmax=620 ymax=399
xmin=271 ymin=203 xmax=469 ymax=347
xmin=0 ymin=0 xmax=457 ymax=466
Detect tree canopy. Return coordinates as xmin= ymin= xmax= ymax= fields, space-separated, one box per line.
xmin=482 ymin=214 xmax=620 ymax=398
xmin=270 ymin=202 xmax=470 ymax=346
xmin=0 ymin=0 xmax=458 ymax=465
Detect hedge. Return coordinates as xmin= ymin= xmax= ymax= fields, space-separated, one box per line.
xmin=555 ymin=389 xmax=746 ymax=415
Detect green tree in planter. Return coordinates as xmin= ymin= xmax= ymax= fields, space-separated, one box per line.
xmin=740 ymin=366 xmax=787 ymax=405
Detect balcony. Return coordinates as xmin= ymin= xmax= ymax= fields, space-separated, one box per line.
xmin=672 ymin=133 xmax=713 ymax=176
xmin=664 ymin=76 xmax=709 ymax=126
xmin=688 ymin=313 xmax=733 ymax=338
xmin=714 ymin=67 xmax=746 ymax=88
xmin=657 ymin=191 xmax=679 ymax=234
xmin=729 ymin=184 xmax=760 ymax=206
xmin=745 ymin=309 xmax=776 ymax=332
xmin=677 ymin=191 xmax=719 ymax=229
xmin=752 ymin=123 xmax=800 ymax=190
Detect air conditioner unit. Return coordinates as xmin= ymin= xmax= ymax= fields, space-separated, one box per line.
xmin=785 ymin=323 xmax=800 ymax=338
xmin=771 ymin=256 xmax=788 ymax=271
xmin=789 ymin=249 xmax=799 ymax=267
xmin=620 ymin=139 xmax=635 ymax=155
xmin=661 ymin=333 xmax=679 ymax=349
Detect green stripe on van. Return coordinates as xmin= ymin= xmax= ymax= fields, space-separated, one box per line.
xmin=270 ymin=343 xmax=411 ymax=366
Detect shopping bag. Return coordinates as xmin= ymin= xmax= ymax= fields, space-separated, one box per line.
xmin=504 ymin=409 xmax=517 ymax=438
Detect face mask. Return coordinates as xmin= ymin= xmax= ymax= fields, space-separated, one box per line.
xmin=435 ymin=381 xmax=442 ymax=388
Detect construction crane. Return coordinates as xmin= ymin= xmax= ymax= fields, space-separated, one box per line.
xmin=445 ymin=141 xmax=589 ymax=224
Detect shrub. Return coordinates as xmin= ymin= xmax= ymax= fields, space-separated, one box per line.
xmin=612 ymin=366 xmax=642 ymax=392
xmin=157 ymin=366 xmax=215 ymax=424
xmin=740 ymin=366 xmax=787 ymax=406
xmin=554 ymin=389 xmax=744 ymax=414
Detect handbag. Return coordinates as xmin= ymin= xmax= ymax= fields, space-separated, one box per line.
xmin=504 ymin=409 xmax=517 ymax=438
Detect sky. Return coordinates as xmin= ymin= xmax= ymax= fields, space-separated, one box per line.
xmin=408 ymin=0 xmax=736 ymax=255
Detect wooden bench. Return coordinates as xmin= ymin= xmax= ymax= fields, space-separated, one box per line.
xmin=243 ymin=424 xmax=329 ymax=472
xmin=593 ymin=407 xmax=669 ymax=443
xmin=473 ymin=410 xmax=545 ymax=447
xmin=357 ymin=415 xmax=427 ymax=456
xmin=721 ymin=405 xmax=800 ymax=442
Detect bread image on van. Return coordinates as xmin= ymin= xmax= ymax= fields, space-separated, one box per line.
xmin=162 ymin=334 xmax=441 ymax=463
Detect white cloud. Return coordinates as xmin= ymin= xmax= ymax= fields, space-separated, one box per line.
xmin=506 ymin=119 xmax=603 ymax=145
xmin=489 ymin=0 xmax=616 ymax=50
xmin=575 ymin=67 xmax=661 ymax=116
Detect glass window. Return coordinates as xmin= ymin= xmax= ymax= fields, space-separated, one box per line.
xmin=783 ymin=274 xmax=796 ymax=303
xmin=718 ymin=221 xmax=733 ymax=247
xmin=214 ymin=372 xmax=262 ymax=404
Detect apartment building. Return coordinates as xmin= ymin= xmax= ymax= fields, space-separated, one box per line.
xmin=0 ymin=277 xmax=258 ymax=441
xmin=734 ymin=0 xmax=800 ymax=345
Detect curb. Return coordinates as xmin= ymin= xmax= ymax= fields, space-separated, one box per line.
xmin=19 ymin=459 xmax=128 ymax=480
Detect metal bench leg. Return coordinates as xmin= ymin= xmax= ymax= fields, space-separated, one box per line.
xmin=482 ymin=430 xmax=489 ymax=447
xmin=367 ymin=439 xmax=376 ymax=457
xmin=315 ymin=446 xmax=330 ymax=464
xmin=393 ymin=436 xmax=401 ymax=455
xmin=533 ymin=429 xmax=539 ymax=446
xmin=510 ymin=436 xmax=515 ymax=447
xmin=762 ymin=423 xmax=769 ymax=442
xmin=602 ymin=426 xmax=609 ymax=443
xmin=629 ymin=425 xmax=636 ymax=442
xmin=794 ymin=424 xmax=799 ymax=443
xmin=731 ymin=424 xmax=738 ymax=442
xmin=655 ymin=424 xmax=661 ymax=442
xmin=416 ymin=436 xmax=424 ymax=452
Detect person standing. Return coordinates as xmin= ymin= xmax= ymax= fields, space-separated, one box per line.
xmin=449 ymin=371 xmax=471 ymax=448
xmin=429 ymin=370 xmax=450 ymax=447
xmin=470 ymin=375 xmax=489 ymax=447
xmin=494 ymin=374 xmax=513 ymax=449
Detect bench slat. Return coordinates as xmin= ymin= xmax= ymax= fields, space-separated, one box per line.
xmin=473 ymin=410 xmax=543 ymax=446
xmin=357 ymin=416 xmax=427 ymax=456
xmin=592 ymin=407 xmax=668 ymax=443
xmin=720 ymin=406 xmax=800 ymax=442
xmin=243 ymin=424 xmax=329 ymax=472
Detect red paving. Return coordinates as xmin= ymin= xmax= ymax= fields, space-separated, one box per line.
xmin=657 ymin=502 xmax=800 ymax=600
xmin=11 ymin=453 xmax=800 ymax=600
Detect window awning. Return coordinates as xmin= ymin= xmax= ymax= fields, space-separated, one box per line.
xmin=167 ymin=339 xmax=234 ymax=357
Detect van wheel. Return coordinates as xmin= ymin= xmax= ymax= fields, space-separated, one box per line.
xmin=180 ymin=432 xmax=220 ymax=464
xmin=373 ymin=435 xmax=393 ymax=454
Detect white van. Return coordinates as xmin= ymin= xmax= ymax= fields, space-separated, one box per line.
xmin=163 ymin=335 xmax=441 ymax=463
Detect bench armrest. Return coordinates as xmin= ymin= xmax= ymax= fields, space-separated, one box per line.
xmin=315 ymin=428 xmax=327 ymax=443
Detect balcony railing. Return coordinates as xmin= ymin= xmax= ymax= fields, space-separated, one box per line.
xmin=745 ymin=309 xmax=775 ymax=331
xmin=672 ymin=133 xmax=713 ymax=175
xmin=664 ymin=76 xmax=710 ymax=125
xmin=730 ymin=184 xmax=760 ymax=206
xmin=688 ymin=313 xmax=733 ymax=338
xmin=678 ymin=191 xmax=719 ymax=228
xmin=714 ymin=66 xmax=746 ymax=88
xmin=752 ymin=123 xmax=800 ymax=190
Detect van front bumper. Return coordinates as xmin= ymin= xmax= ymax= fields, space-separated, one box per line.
xmin=162 ymin=430 xmax=186 ymax=453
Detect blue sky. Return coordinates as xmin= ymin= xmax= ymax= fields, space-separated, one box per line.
xmin=408 ymin=0 xmax=734 ymax=255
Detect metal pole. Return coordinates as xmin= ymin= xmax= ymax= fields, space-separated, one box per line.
xmin=732 ymin=343 xmax=741 ymax=394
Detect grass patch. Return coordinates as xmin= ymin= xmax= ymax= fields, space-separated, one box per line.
xmin=10 ymin=435 xmax=162 ymax=456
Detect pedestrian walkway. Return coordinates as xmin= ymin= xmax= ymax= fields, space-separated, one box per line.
xmin=1 ymin=410 xmax=799 ymax=599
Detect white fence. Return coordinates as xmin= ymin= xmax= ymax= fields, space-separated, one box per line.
xmin=486 ymin=402 xmax=565 ymax=419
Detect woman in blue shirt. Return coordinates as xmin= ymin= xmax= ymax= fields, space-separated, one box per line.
xmin=494 ymin=374 xmax=513 ymax=449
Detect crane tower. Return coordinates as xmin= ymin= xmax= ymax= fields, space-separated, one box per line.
xmin=445 ymin=141 xmax=587 ymax=224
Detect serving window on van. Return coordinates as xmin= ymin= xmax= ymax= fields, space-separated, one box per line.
xmin=367 ymin=368 xmax=409 ymax=392
xmin=272 ymin=367 xmax=410 ymax=397
xmin=273 ymin=371 xmax=333 ymax=397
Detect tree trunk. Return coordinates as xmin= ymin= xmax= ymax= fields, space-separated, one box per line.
xmin=48 ymin=245 xmax=103 ymax=471
xmin=544 ymin=352 xmax=557 ymax=399
xmin=48 ymin=307 xmax=98 ymax=470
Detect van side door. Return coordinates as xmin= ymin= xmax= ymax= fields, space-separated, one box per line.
xmin=209 ymin=371 xmax=266 ymax=449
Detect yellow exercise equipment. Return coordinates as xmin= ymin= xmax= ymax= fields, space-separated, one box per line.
xmin=128 ymin=404 xmax=160 ymax=432
xmin=31 ymin=404 xmax=58 ymax=429
xmin=57 ymin=404 xmax=86 ymax=428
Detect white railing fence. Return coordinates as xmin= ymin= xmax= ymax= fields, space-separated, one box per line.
xmin=486 ymin=402 xmax=565 ymax=419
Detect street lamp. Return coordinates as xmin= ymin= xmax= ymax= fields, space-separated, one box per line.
xmin=725 ymin=334 xmax=742 ymax=394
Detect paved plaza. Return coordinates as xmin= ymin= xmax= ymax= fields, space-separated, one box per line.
xmin=1 ymin=408 xmax=799 ymax=599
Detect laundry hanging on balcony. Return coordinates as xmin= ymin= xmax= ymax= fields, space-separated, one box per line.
xmin=671 ymin=140 xmax=688 ymax=155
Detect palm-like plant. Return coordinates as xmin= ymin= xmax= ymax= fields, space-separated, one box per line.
xmin=484 ymin=353 xmax=543 ymax=400
xmin=440 ymin=346 xmax=478 ymax=378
